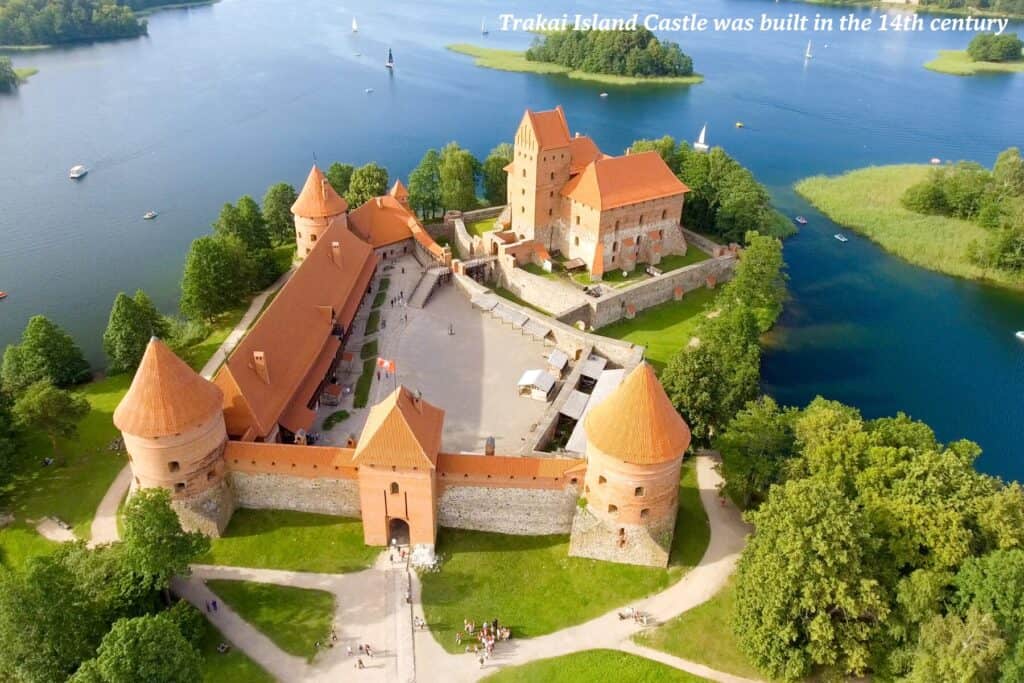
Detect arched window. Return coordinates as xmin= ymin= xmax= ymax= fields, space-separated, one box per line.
xmin=641 ymin=508 xmax=650 ymax=519
xmin=522 ymin=169 xmax=526 ymax=178
xmin=168 ymin=461 xmax=180 ymax=473
xmin=390 ymin=482 xmax=400 ymax=495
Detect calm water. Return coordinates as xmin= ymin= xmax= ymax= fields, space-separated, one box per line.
xmin=1 ymin=0 xmax=1022 ymax=477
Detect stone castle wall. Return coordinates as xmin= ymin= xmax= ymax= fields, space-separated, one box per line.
xmin=498 ymin=261 xmax=592 ymax=317
xmin=438 ymin=483 xmax=579 ymax=535
xmin=229 ymin=471 xmax=361 ymax=518
xmin=568 ymin=505 xmax=677 ymax=568
xmin=161 ymin=480 xmax=235 ymax=538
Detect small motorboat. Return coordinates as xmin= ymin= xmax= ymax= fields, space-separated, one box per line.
xmin=143 ymin=211 xmax=158 ymax=220
xmin=364 ymin=88 xmax=374 ymax=94
xmin=735 ymin=121 xmax=744 ymax=128
xmin=794 ymin=216 xmax=808 ymax=225
xmin=69 ymin=165 xmax=88 ymax=179
xmin=930 ymin=157 xmax=942 ymax=165
xmin=0 ymin=291 xmax=7 ymax=300
xmin=834 ymin=233 xmax=849 ymax=242
xmin=352 ymin=17 xmax=358 ymax=32
xmin=385 ymin=48 xmax=394 ymax=69
xmin=599 ymin=92 xmax=608 ymax=98
xmin=1016 ymin=331 xmax=1024 ymax=341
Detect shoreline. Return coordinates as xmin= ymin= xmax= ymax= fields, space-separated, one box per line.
xmin=446 ymin=44 xmax=704 ymax=86
xmin=14 ymin=67 xmax=38 ymax=83
xmin=795 ymin=164 xmax=1024 ymax=291
xmin=791 ymin=0 xmax=1024 ymax=21
xmin=925 ymin=49 xmax=1024 ymax=75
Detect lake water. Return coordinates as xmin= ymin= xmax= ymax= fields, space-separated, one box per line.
xmin=1 ymin=0 xmax=1022 ymax=477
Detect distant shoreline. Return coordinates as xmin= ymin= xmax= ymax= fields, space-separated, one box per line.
xmin=446 ymin=44 xmax=704 ymax=87
xmin=925 ymin=49 xmax=1024 ymax=75
xmin=14 ymin=67 xmax=38 ymax=83
xmin=792 ymin=0 xmax=1024 ymax=21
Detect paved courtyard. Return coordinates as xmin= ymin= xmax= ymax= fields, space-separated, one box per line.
xmin=319 ymin=255 xmax=554 ymax=454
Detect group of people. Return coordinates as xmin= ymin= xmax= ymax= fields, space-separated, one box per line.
xmin=455 ymin=617 xmax=511 ymax=668
xmin=347 ymin=641 xmax=376 ymax=670
xmin=616 ymin=606 xmax=649 ymax=626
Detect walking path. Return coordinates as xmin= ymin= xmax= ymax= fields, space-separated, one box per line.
xmin=89 ymin=463 xmax=132 ymax=546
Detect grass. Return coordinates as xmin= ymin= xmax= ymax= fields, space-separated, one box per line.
xmin=447 ymin=44 xmax=704 ymax=86
xmin=354 ymin=358 xmax=375 ymax=408
xmin=421 ymin=460 xmax=708 ymax=653
xmin=379 ymin=277 xmax=390 ymax=292
xmin=365 ymin=310 xmax=380 ymax=335
xmin=206 ymin=580 xmax=335 ymax=661
xmin=434 ymin=235 xmax=460 ymax=260
xmin=482 ymin=648 xmax=709 ymax=682
xmin=521 ymin=262 xmax=558 ymax=280
xmin=360 ymin=339 xmax=378 ymax=360
xmin=13 ymin=67 xmax=38 ymax=83
xmin=196 ymin=509 xmax=379 ymax=574
xmin=321 ymin=410 xmax=349 ymax=430
xmin=372 ymin=290 xmax=387 ymax=309
xmin=796 ymin=164 xmax=1023 ymax=288
xmin=636 ymin=577 xmax=767 ymax=681
xmin=597 ymin=287 xmax=718 ymax=372
xmin=466 ymin=217 xmax=497 ymax=237
xmin=925 ymin=49 xmax=1024 ymax=76
xmin=199 ymin=621 xmax=274 ymax=683
xmin=493 ymin=287 xmax=552 ymax=317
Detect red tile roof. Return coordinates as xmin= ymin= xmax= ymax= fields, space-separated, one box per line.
xmin=292 ymin=165 xmax=349 ymax=219
xmin=562 ymin=151 xmax=689 ymax=211
xmin=353 ymin=387 xmax=445 ymax=469
xmin=525 ymin=106 xmax=571 ymax=150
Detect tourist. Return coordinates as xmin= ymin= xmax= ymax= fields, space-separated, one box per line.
xmin=356 ymin=658 xmax=365 ymax=670
xmin=365 ymin=643 xmax=373 ymax=658
xmin=455 ymin=631 xmax=463 ymax=645
xmin=346 ymin=645 xmax=353 ymax=657
xmin=478 ymin=653 xmax=485 ymax=669
xmin=212 ymin=600 xmax=218 ymax=612
xmin=205 ymin=601 xmax=211 ymax=613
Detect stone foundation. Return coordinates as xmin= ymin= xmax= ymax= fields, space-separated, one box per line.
xmin=437 ymin=484 xmax=578 ymax=535
xmin=229 ymin=472 xmax=361 ymax=517
xmin=171 ymin=480 xmax=236 ymax=538
xmin=568 ymin=505 xmax=676 ymax=568
xmin=410 ymin=543 xmax=437 ymax=568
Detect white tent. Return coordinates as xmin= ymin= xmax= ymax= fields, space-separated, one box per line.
xmin=517 ymin=369 xmax=556 ymax=402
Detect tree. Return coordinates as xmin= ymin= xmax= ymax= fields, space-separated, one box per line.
xmin=719 ymin=232 xmax=786 ymax=331
xmin=1 ymin=315 xmax=91 ymax=394
xmin=262 ymin=182 xmax=298 ymax=245
xmin=179 ymin=235 xmax=249 ymax=322
xmin=121 ymin=488 xmax=209 ymax=595
xmin=158 ymin=601 xmax=206 ymax=650
xmin=408 ymin=149 xmax=442 ymax=218
xmin=906 ymin=609 xmax=1006 ymax=683
xmin=0 ymin=393 xmax=19 ymax=489
xmin=715 ymin=396 xmax=798 ymax=509
xmin=955 ymin=550 xmax=1024 ymax=644
xmin=439 ymin=142 xmax=479 ymax=211
xmin=968 ymin=32 xmax=1024 ymax=62
xmin=213 ymin=196 xmax=270 ymax=250
xmin=525 ymin=27 xmax=694 ymax=77
xmin=481 ymin=142 xmax=513 ymax=205
xmin=12 ymin=380 xmax=89 ymax=458
xmin=734 ymin=477 xmax=889 ymax=681
xmin=346 ymin=163 xmax=388 ymax=208
xmin=131 ymin=290 xmax=170 ymax=340
xmin=629 ymin=135 xmax=685 ymax=174
xmin=80 ymin=615 xmax=201 ymax=683
xmin=0 ymin=57 xmax=17 ymax=92
xmin=993 ymin=147 xmax=1024 ymax=196
xmin=102 ymin=290 xmax=168 ymax=373
xmin=326 ymin=162 xmax=354 ymax=197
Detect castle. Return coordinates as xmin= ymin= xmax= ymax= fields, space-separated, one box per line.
xmin=112 ymin=107 xmax=696 ymax=569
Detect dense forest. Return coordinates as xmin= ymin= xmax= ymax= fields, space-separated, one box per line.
xmin=0 ymin=0 xmax=143 ymax=45
xmin=525 ymin=28 xmax=695 ymax=78
xmin=968 ymin=32 xmax=1024 ymax=62
xmin=0 ymin=56 xmax=16 ymax=90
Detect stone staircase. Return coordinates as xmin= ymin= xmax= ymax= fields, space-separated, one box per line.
xmin=408 ymin=266 xmax=450 ymax=309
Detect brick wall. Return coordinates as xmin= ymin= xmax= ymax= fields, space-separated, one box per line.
xmin=230 ymin=471 xmax=361 ymax=517
xmin=165 ymin=480 xmax=235 ymax=537
xmin=437 ymin=483 xmax=578 ymax=535
xmin=568 ymin=506 xmax=676 ymax=568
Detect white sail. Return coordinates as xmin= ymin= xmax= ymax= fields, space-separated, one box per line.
xmin=805 ymin=40 xmax=813 ymax=59
xmin=694 ymin=124 xmax=709 ymax=152
xmin=352 ymin=17 xmax=358 ymax=32
xmin=481 ymin=18 xmax=486 ymax=33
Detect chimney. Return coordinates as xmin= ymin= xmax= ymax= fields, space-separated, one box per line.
xmin=331 ymin=241 xmax=342 ymax=268
xmin=412 ymin=389 xmax=423 ymax=413
xmin=252 ymin=351 xmax=270 ymax=385
xmin=375 ymin=197 xmax=383 ymax=208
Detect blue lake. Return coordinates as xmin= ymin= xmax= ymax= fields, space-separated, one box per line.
xmin=1 ymin=0 xmax=1022 ymax=477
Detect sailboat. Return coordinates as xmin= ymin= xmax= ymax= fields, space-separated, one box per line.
xmin=805 ymin=40 xmax=814 ymax=60
xmin=693 ymin=124 xmax=709 ymax=153
xmin=385 ymin=48 xmax=394 ymax=69
xmin=351 ymin=17 xmax=358 ymax=32
xmin=481 ymin=18 xmax=488 ymax=35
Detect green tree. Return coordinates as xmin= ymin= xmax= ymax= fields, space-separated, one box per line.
xmin=213 ymin=196 xmax=270 ymax=250
xmin=715 ymin=396 xmax=798 ymax=509
xmin=0 ymin=393 xmax=19 ymax=489
xmin=719 ymin=231 xmax=787 ymax=331
xmin=734 ymin=477 xmax=889 ymax=681
xmin=0 ymin=56 xmax=17 ymax=92
xmin=1 ymin=315 xmax=91 ymax=394
xmin=481 ymin=142 xmax=513 ymax=205
xmin=629 ymin=135 xmax=685 ymax=174
xmin=81 ymin=615 xmax=201 ymax=683
xmin=968 ymin=32 xmax=1024 ymax=62
xmin=12 ymin=380 xmax=89 ymax=458
xmin=262 ymin=182 xmax=298 ymax=245
xmin=102 ymin=290 xmax=168 ymax=373
xmin=131 ymin=290 xmax=170 ymax=339
xmin=326 ymin=162 xmax=354 ymax=197
xmin=179 ymin=235 xmax=249 ymax=322
xmin=906 ymin=608 xmax=1006 ymax=683
xmin=346 ymin=162 xmax=388 ymax=208
xmin=158 ymin=601 xmax=206 ymax=650
xmin=408 ymin=149 xmax=442 ymax=218
xmin=993 ymin=147 xmax=1024 ymax=196
xmin=439 ymin=142 xmax=479 ymax=211
xmin=121 ymin=488 xmax=209 ymax=596
xmin=955 ymin=550 xmax=1024 ymax=644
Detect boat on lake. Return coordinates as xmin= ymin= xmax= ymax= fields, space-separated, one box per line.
xmin=805 ymin=40 xmax=814 ymax=59
xmin=794 ymin=215 xmax=808 ymax=225
xmin=930 ymin=157 xmax=942 ymax=165
xmin=143 ymin=211 xmax=158 ymax=220
xmin=365 ymin=88 xmax=374 ymax=94
xmin=385 ymin=48 xmax=394 ymax=69
xmin=834 ymin=233 xmax=849 ymax=242
xmin=69 ymin=165 xmax=88 ymax=179
xmin=735 ymin=121 xmax=744 ymax=128
xmin=352 ymin=17 xmax=358 ymax=32
xmin=481 ymin=18 xmax=488 ymax=35
xmin=0 ymin=292 xmax=7 ymax=301
xmin=693 ymin=124 xmax=709 ymax=153
xmin=1016 ymin=331 xmax=1024 ymax=341
xmin=599 ymin=92 xmax=608 ymax=98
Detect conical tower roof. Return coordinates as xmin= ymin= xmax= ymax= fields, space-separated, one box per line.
xmin=389 ymin=179 xmax=409 ymax=201
xmin=584 ymin=363 xmax=690 ymax=465
xmin=114 ymin=338 xmax=224 ymax=438
xmin=291 ymin=165 xmax=349 ymax=219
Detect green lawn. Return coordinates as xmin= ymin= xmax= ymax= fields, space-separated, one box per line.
xmin=421 ymin=460 xmax=708 ymax=653
xmin=365 ymin=310 xmax=380 ymax=335
xmin=206 ymin=580 xmax=335 ymax=661
xmin=522 ymin=262 xmax=558 ymax=280
xmin=659 ymin=249 xmax=710 ymax=272
xmin=597 ymin=287 xmax=718 ymax=372
xmin=447 ymin=44 xmax=704 ymax=86
xmin=360 ymin=339 xmax=378 ymax=360
xmin=572 ymin=249 xmax=712 ymax=289
xmin=483 ymin=648 xmax=708 ymax=682
xmin=354 ymin=357 xmax=375 ymax=408
xmin=321 ymin=410 xmax=349 ymax=431
xmin=925 ymin=49 xmax=1024 ymax=75
xmin=199 ymin=621 xmax=274 ymax=683
xmin=493 ymin=287 xmax=552 ymax=317
xmin=434 ymin=235 xmax=461 ymax=260
xmin=466 ymin=217 xmax=497 ymax=237
xmin=636 ymin=577 xmax=767 ymax=681
xmin=372 ymin=290 xmax=387 ymax=309
xmin=796 ymin=165 xmax=1022 ymax=288
xmin=196 ymin=509 xmax=379 ymax=574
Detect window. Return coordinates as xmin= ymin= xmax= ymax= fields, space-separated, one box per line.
xmin=174 ymin=482 xmax=186 ymax=493
xmin=296 ymin=231 xmax=302 ymax=238
xmin=638 ymin=214 xmax=644 ymax=225
xmin=608 ymin=504 xmax=618 ymax=514
xmin=549 ymin=191 xmax=554 ymax=198
xmin=613 ymin=241 xmax=618 ymax=253
xmin=522 ymin=169 xmax=526 ymax=178
xmin=548 ymin=209 xmax=553 ymax=216
xmin=306 ymin=248 xmax=311 ymax=254
xmin=661 ymin=209 xmax=667 ymax=220
xmin=641 ymin=508 xmax=651 ymax=519
xmin=310 ymin=234 xmax=317 ymax=242
xmin=634 ymin=486 xmax=645 ymax=497
xmin=521 ymin=206 xmax=525 ymax=213
xmin=598 ymin=475 xmax=607 ymax=485
xmin=574 ymin=236 xmax=580 ymax=246
xmin=550 ymin=172 xmax=555 ymax=181
xmin=659 ymin=230 xmax=664 ymax=240
xmin=390 ymin=482 xmax=400 ymax=495
xmin=207 ymin=470 xmax=216 ymax=482
xmin=614 ymin=220 xmax=619 ymax=230
xmin=521 ymin=188 xmax=525 ymax=196
xmin=575 ymin=216 xmax=580 ymax=225
xmin=168 ymin=461 xmax=180 ymax=473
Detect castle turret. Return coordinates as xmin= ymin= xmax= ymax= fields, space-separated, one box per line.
xmin=388 ymin=179 xmax=410 ymax=208
xmin=568 ymin=362 xmax=691 ymax=567
xmin=291 ymin=165 xmax=349 ymax=260
xmin=113 ymin=338 xmax=234 ymax=535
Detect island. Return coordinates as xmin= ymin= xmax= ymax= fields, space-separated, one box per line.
xmin=796 ymin=152 xmax=1024 ymax=288
xmin=926 ymin=32 xmax=1024 ymax=75
xmin=0 ymin=56 xmax=36 ymax=90
xmin=448 ymin=27 xmax=703 ymax=86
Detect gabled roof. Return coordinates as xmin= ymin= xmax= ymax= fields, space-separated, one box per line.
xmin=561 ymin=151 xmax=689 ymax=211
xmin=114 ymin=338 xmax=223 ymax=438
xmin=389 ymin=179 xmax=409 ymax=202
xmin=349 ymin=195 xmax=420 ymax=248
xmin=214 ymin=219 xmax=376 ymax=439
xmin=523 ymin=106 xmax=571 ymax=150
xmin=568 ymin=135 xmax=604 ymax=174
xmin=584 ymin=363 xmax=691 ymax=465
xmin=353 ymin=387 xmax=445 ymax=469
xmin=291 ymin=165 xmax=349 ymax=219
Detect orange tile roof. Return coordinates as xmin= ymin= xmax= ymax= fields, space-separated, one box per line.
xmin=389 ymin=179 xmax=409 ymax=202
xmin=291 ymin=165 xmax=349 ymax=219
xmin=349 ymin=195 xmax=421 ymax=248
xmin=215 ymin=219 xmax=376 ymax=439
xmin=437 ymin=453 xmax=584 ymax=480
xmin=278 ymin=336 xmax=341 ymax=433
xmin=525 ymin=106 xmax=571 ymax=150
xmin=353 ymin=386 xmax=445 ymax=469
xmin=568 ymin=135 xmax=604 ymax=174
xmin=561 ymin=151 xmax=689 ymax=211
xmin=584 ymin=363 xmax=691 ymax=465
xmin=114 ymin=338 xmax=224 ymax=438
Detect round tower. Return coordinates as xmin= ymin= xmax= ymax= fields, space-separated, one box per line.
xmin=291 ymin=164 xmax=349 ymax=259
xmin=569 ymin=362 xmax=691 ymax=567
xmin=113 ymin=338 xmax=234 ymax=535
